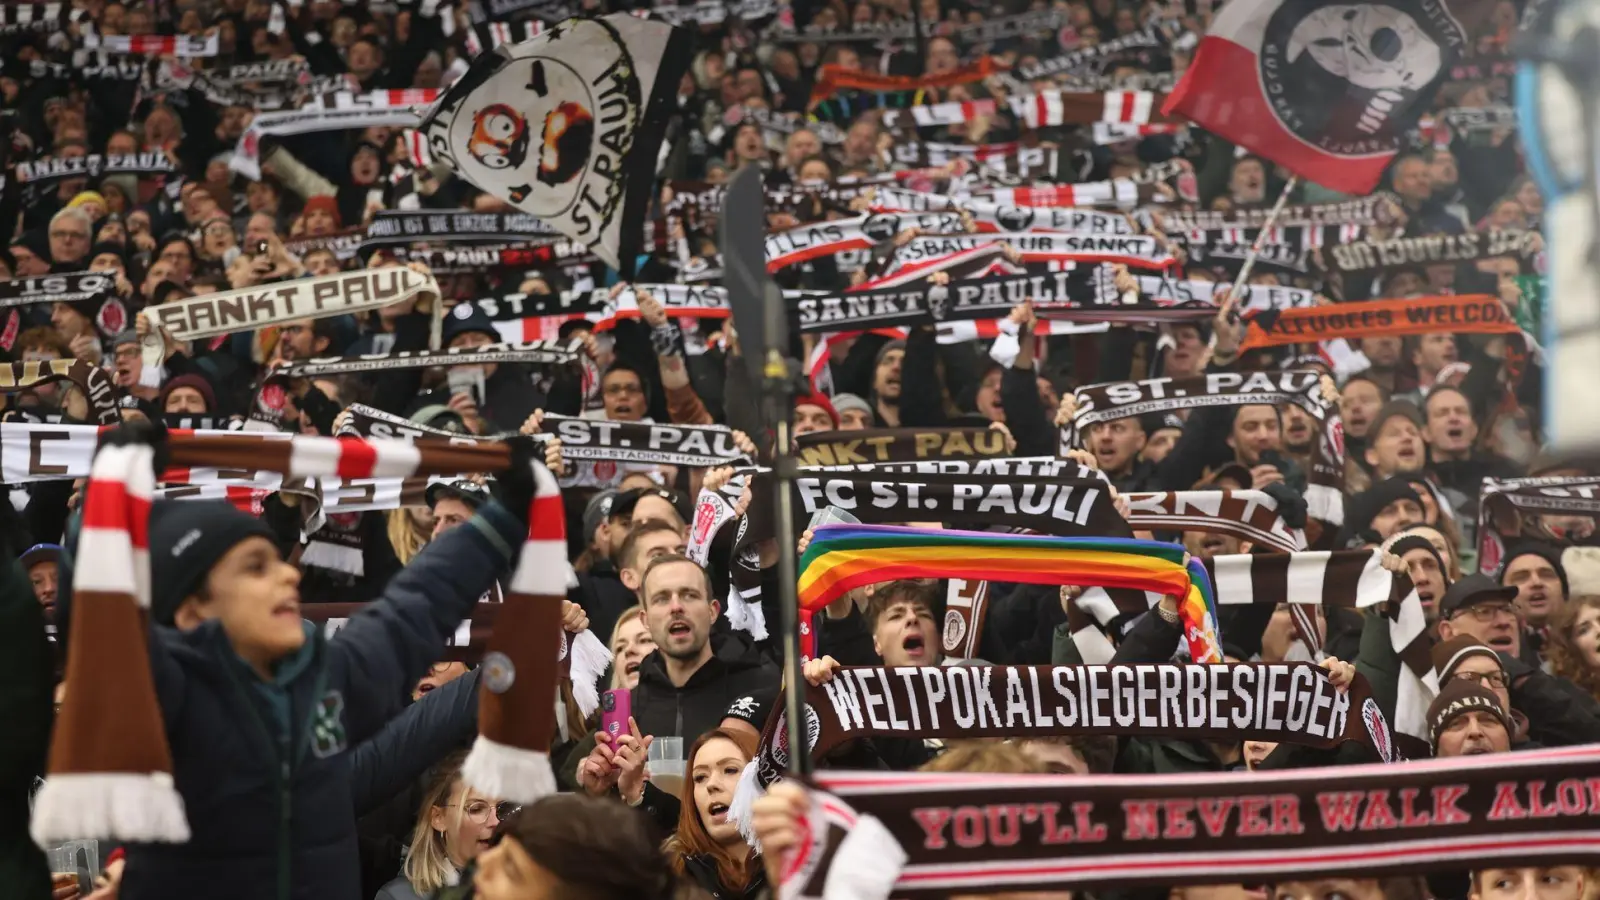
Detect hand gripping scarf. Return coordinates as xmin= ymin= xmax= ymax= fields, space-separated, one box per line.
xmin=32 ymin=433 xmax=571 ymax=846
xmin=797 ymin=525 xmax=1222 ymax=666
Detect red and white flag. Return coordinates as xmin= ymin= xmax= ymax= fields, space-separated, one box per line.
xmin=1162 ymin=0 xmax=1472 ymax=194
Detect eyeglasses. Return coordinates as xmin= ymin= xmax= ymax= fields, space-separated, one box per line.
xmin=443 ymin=800 xmax=521 ymax=824
xmin=1451 ymin=670 xmax=1509 ymax=689
xmin=603 ymin=382 xmax=643 ymax=397
xmin=49 ymin=230 xmax=87 ymax=240
xmin=1452 ymin=602 xmax=1518 ymax=623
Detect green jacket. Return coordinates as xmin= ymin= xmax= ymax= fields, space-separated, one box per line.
xmin=0 ymin=551 xmax=54 ymax=900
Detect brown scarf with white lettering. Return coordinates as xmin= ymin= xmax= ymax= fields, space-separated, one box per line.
xmin=731 ymin=662 xmax=1395 ymax=841
xmin=781 ymin=743 xmax=1600 ymax=898
xmin=0 ymin=358 xmax=120 ymax=425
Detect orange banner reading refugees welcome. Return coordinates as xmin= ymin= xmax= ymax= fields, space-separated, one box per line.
xmin=1239 ymin=293 xmax=1520 ymax=350
xmin=809 ymin=57 xmax=1003 ymax=103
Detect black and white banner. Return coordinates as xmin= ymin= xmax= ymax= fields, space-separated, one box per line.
xmin=765 ymin=213 xmax=968 ymax=270
xmin=13 ymin=153 xmax=178 ymax=188
xmin=890 ymin=233 xmax=1174 ymax=272
xmin=541 ymin=414 xmax=749 ymax=467
xmin=271 ymin=340 xmax=577 ymax=378
xmin=0 ymin=272 xmax=115 ymax=309
xmin=419 ymin=13 xmax=692 ymax=275
xmin=791 ymin=471 xmax=1130 ymax=537
xmin=794 ymin=270 xmax=1097 ymax=332
xmin=358 ymin=208 xmax=560 ymax=249
xmin=146 ymin=268 xmax=441 ymax=342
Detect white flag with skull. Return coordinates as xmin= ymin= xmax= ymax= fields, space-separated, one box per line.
xmin=418 ymin=14 xmax=690 ymax=276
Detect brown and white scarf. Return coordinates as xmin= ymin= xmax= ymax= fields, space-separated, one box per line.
xmin=1064 ymin=370 xmax=1346 ymax=525
xmin=1477 ymin=476 xmax=1600 ymax=573
xmin=732 ymin=662 xmax=1395 ymax=843
xmin=782 ymin=742 xmax=1600 ymax=897
xmin=31 ymin=433 xmax=571 ymax=847
xmin=795 ymin=427 xmax=1012 ymax=467
xmin=0 ymin=359 xmax=120 ymax=426
xmin=540 ymin=414 xmax=750 ymax=468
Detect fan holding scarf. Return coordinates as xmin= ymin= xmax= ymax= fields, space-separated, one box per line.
xmin=30 ymin=423 xmax=568 ymax=900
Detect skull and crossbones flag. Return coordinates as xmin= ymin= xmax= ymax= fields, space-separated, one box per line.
xmin=418 ymin=14 xmax=691 ymax=277
xmin=1162 ymin=0 xmax=1490 ymax=194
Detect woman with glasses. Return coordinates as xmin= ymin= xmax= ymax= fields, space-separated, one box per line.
xmin=377 ymin=751 xmax=514 ymax=900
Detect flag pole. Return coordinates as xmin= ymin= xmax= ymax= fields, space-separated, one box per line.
xmin=1230 ymin=174 xmax=1300 ymax=288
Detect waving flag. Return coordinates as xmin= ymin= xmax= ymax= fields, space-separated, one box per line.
xmin=420 ymin=14 xmax=691 ymax=276
xmin=1163 ymin=0 xmax=1480 ymax=193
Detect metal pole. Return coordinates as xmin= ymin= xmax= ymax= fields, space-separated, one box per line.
xmin=1230 ymin=174 xmax=1299 ymax=289
xmin=764 ymin=350 xmax=810 ymax=774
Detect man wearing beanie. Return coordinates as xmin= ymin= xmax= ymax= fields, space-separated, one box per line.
xmin=1499 ymin=542 xmax=1568 ymax=631
xmin=60 ymin=450 xmax=540 ymax=900
xmin=830 ymin=393 xmax=872 ymax=430
xmin=1387 ymin=531 xmax=1451 ymax=615
xmin=1347 ymin=477 xmax=1426 ymax=542
xmin=1427 ymin=678 xmax=1511 ymax=757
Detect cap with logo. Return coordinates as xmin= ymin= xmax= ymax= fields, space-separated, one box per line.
xmin=425 ymin=478 xmax=493 ymax=511
xmin=441 ymin=302 xmax=500 ymax=346
xmin=1437 ymin=573 xmax=1518 ymax=619
xmin=20 ymin=543 xmax=61 ymax=570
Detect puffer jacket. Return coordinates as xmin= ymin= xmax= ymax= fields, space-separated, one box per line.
xmin=118 ymin=502 xmax=525 ymax=900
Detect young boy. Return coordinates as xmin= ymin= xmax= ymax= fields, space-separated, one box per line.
xmin=60 ymin=482 xmax=532 ymax=900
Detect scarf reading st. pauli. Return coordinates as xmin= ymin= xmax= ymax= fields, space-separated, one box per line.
xmin=797 ymin=525 xmax=1221 ymax=663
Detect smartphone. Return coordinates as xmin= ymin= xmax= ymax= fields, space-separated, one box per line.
xmin=600 ymin=689 xmax=632 ymax=742
xmin=1257 ymin=449 xmax=1306 ymax=493
xmin=447 ymin=366 xmax=486 ymax=407
xmin=254 ymin=239 xmax=270 ymax=257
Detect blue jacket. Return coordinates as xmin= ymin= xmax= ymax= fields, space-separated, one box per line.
xmin=118 ymin=502 xmax=525 ymax=900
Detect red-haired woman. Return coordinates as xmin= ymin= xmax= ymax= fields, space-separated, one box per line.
xmin=663 ymin=728 xmax=767 ymax=899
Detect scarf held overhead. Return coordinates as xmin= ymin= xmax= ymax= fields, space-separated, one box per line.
xmin=785 ymin=744 xmax=1600 ymax=896
xmin=1238 ymin=294 xmax=1521 ymax=351
xmin=32 ymin=433 xmax=571 ymax=847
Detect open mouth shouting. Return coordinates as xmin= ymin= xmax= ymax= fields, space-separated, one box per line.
xmin=902 ymin=629 xmax=929 ymax=662
xmin=666 ymin=618 xmax=694 ymax=643
xmin=708 ymin=801 xmax=729 ymax=823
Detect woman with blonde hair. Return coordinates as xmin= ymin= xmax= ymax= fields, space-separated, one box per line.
xmin=377 ymin=751 xmax=511 ymax=900
xmin=1548 ymin=595 xmax=1600 ymax=702
xmin=387 ymin=506 xmax=434 ymax=565
xmin=610 ymin=603 xmax=655 ymax=690
xmin=664 ymin=728 xmax=767 ymax=899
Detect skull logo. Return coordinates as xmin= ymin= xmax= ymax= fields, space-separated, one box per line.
xmin=1286 ymin=5 xmax=1443 ymax=134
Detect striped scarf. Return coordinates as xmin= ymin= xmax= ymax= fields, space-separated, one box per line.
xmin=32 ymin=433 xmax=570 ymax=846
xmin=799 ymin=525 xmax=1220 ymax=664
xmin=1067 ymin=548 xmax=1435 ymax=755
xmin=780 ymin=745 xmax=1600 ymax=897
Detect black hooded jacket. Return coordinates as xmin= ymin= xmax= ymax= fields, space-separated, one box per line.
xmin=632 ymin=630 xmax=780 ymax=742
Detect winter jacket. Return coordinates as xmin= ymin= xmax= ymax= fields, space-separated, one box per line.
xmin=374 ymin=875 xmax=433 ymax=900
xmin=681 ymin=854 xmax=770 ymax=900
xmin=118 ymin=501 xmax=526 ymax=900
xmin=1500 ymin=651 xmax=1600 ymax=747
xmin=0 ymin=550 xmax=53 ymax=900
xmin=632 ymin=630 xmax=781 ymax=742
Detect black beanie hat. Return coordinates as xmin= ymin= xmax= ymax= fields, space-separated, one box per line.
xmin=149 ymin=500 xmax=279 ymax=626
xmin=1499 ymin=541 xmax=1569 ymax=599
xmin=1386 ymin=532 xmax=1447 ymax=580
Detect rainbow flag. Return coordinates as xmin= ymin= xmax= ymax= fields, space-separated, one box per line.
xmin=797 ymin=525 xmax=1220 ymax=662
